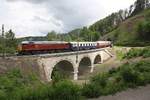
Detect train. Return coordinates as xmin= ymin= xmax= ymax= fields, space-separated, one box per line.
xmin=17 ymin=41 xmax=112 ymax=55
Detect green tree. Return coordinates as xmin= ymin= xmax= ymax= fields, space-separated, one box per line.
xmin=5 ymin=29 xmax=15 ymax=40
xmin=138 ymin=21 xmax=150 ymax=40
xmin=5 ymin=30 xmax=17 ymax=53
xmin=47 ymin=31 xmax=58 ymax=41
xmin=132 ymin=0 xmax=147 ymax=15
xmin=80 ymin=27 xmax=91 ymax=41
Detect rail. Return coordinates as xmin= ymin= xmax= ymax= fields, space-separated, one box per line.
xmin=0 ymin=48 xmax=110 ymax=59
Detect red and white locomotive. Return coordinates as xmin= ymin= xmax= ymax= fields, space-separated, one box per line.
xmin=17 ymin=41 xmax=112 ymax=55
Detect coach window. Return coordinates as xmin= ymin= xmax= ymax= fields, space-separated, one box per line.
xmin=74 ymin=44 xmax=76 ymax=47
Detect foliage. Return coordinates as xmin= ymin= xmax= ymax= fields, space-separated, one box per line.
xmin=123 ymin=47 xmax=150 ymax=59
xmin=137 ymin=20 xmax=150 ymax=40
xmin=81 ymin=83 xmax=101 ymax=98
xmin=132 ymin=0 xmax=150 ymax=15
xmin=46 ymin=31 xmax=59 ymax=41
xmin=0 ymin=60 xmax=150 ymax=99
xmin=90 ymin=73 xmax=109 ymax=87
xmin=51 ymin=67 xmax=69 ymax=83
xmin=0 ymin=29 xmax=17 ymax=54
xmin=116 ymin=50 xmax=125 ymax=60
xmin=123 ymin=48 xmax=143 ymax=59
xmin=82 ymin=60 xmax=150 ymax=98
xmin=0 ymin=69 xmax=82 ymax=100
xmin=119 ymin=64 xmax=140 ymax=87
xmin=51 ymin=80 xmax=81 ymax=100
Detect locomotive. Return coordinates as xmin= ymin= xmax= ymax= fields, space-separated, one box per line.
xmin=17 ymin=41 xmax=112 ymax=55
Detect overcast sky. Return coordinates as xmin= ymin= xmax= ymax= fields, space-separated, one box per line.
xmin=0 ymin=0 xmax=136 ymax=37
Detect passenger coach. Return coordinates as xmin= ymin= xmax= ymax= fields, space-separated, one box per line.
xmin=17 ymin=41 xmax=112 ymax=55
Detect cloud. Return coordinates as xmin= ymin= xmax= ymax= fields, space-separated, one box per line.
xmin=1 ymin=0 xmax=136 ymax=37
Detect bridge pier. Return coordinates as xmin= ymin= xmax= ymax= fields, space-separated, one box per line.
xmin=73 ymin=71 xmax=78 ymax=80
xmin=90 ymin=64 xmax=94 ymax=73
xmin=73 ymin=64 xmax=78 ymax=80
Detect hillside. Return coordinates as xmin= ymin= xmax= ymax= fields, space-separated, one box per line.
xmin=101 ymin=9 xmax=150 ymax=46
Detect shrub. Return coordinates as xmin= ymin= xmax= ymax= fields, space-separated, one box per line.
xmin=0 ymin=90 xmax=7 ymax=100
xmin=81 ymin=83 xmax=101 ymax=98
xmin=101 ymin=80 xmax=126 ymax=95
xmin=123 ymin=48 xmax=143 ymax=59
xmin=116 ymin=50 xmax=125 ymax=60
xmin=52 ymin=67 xmax=68 ymax=83
xmin=90 ymin=73 xmax=109 ymax=88
xmin=142 ymin=47 xmax=150 ymax=58
xmin=109 ymin=68 xmax=117 ymax=75
xmin=137 ymin=20 xmax=150 ymax=40
xmin=123 ymin=47 xmax=150 ymax=59
xmin=133 ymin=61 xmax=150 ymax=73
xmin=51 ymin=80 xmax=81 ymax=100
xmin=20 ymin=84 xmax=50 ymax=100
xmin=120 ymin=65 xmax=140 ymax=86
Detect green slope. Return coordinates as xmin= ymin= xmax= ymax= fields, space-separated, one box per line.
xmin=102 ymin=9 xmax=150 ymax=46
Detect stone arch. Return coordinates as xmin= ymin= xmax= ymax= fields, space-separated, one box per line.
xmin=78 ymin=56 xmax=92 ymax=78
xmin=94 ymin=54 xmax=102 ymax=64
xmin=52 ymin=59 xmax=74 ymax=80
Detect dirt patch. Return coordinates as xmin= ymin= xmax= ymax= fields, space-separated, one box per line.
xmin=89 ymin=85 xmax=150 ymax=100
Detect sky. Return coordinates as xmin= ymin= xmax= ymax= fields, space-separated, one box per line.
xmin=0 ymin=0 xmax=136 ymax=37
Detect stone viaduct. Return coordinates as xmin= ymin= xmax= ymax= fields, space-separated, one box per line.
xmin=36 ymin=48 xmax=113 ymax=81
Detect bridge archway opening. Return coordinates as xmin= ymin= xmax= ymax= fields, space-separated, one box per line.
xmin=94 ymin=55 xmax=101 ymax=64
xmin=52 ymin=60 xmax=74 ymax=80
xmin=78 ymin=57 xmax=91 ymax=78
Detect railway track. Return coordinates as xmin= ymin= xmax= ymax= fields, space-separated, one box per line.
xmin=0 ymin=48 xmax=110 ymax=58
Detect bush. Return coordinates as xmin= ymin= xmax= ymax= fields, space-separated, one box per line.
xmin=20 ymin=84 xmax=50 ymax=100
xmin=101 ymin=80 xmax=126 ymax=95
xmin=123 ymin=48 xmax=143 ymax=59
xmin=90 ymin=73 xmax=109 ymax=88
xmin=83 ymin=60 xmax=150 ymax=98
xmin=52 ymin=67 xmax=68 ymax=83
xmin=137 ymin=20 xmax=150 ymax=40
xmin=133 ymin=61 xmax=150 ymax=73
xmin=142 ymin=47 xmax=150 ymax=58
xmin=119 ymin=65 xmax=140 ymax=86
xmin=108 ymin=68 xmax=118 ymax=75
xmin=51 ymin=80 xmax=81 ymax=100
xmin=81 ymin=83 xmax=101 ymax=98
xmin=123 ymin=47 xmax=150 ymax=59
